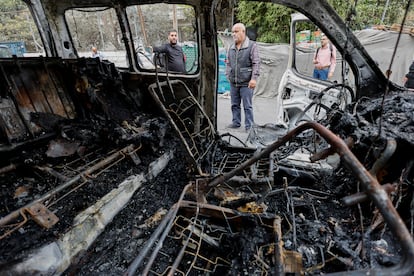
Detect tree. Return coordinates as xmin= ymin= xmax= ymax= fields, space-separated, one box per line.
xmin=0 ymin=0 xmax=41 ymax=52
xmin=236 ymin=2 xmax=292 ymax=43
xmin=236 ymin=0 xmax=413 ymax=43
xmin=329 ymin=0 xmax=411 ymax=29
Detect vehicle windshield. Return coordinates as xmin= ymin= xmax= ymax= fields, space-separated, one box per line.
xmin=65 ymin=3 xmax=198 ymax=73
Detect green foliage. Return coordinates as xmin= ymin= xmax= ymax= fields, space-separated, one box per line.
xmin=237 ymin=0 xmax=412 ymax=43
xmin=236 ymin=2 xmax=292 ymax=43
xmin=0 ymin=0 xmax=26 ymax=12
xmin=0 ymin=0 xmax=41 ymax=51
xmin=328 ymin=0 xmax=411 ymax=29
xmin=0 ymin=0 xmax=412 ymax=51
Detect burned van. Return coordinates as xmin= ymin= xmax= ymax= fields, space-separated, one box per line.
xmin=0 ymin=0 xmax=414 ymax=275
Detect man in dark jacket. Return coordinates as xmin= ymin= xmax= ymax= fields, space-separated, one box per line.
xmin=403 ymin=61 xmax=414 ymax=89
xmin=225 ymin=23 xmax=260 ymax=131
xmin=153 ymin=30 xmax=186 ymax=73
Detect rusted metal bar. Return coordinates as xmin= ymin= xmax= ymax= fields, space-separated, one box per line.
xmin=25 ymin=202 xmax=59 ymax=228
xmin=126 ymin=176 xmax=279 ymax=275
xmin=167 ymin=220 xmax=196 ymax=276
xmin=207 ymin=123 xmax=320 ymax=188
xmin=0 ymin=163 xmax=17 ymax=175
xmin=126 ymin=183 xmax=192 ymax=276
xmin=342 ymin=183 xmax=396 ymax=206
xmin=273 ymin=216 xmax=284 ymax=275
xmin=35 ymin=165 xmax=70 ymax=182
xmin=208 ymin=122 xmax=414 ymax=275
xmin=310 ymin=137 xmax=354 ymax=162
xmin=0 ymin=209 xmax=28 ymax=240
xmin=369 ymin=138 xmax=397 ymax=179
xmin=284 ymin=178 xmax=298 ymax=250
xmin=0 ymin=144 xmax=136 ymax=227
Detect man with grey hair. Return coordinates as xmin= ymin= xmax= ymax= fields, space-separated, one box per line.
xmin=225 ymin=22 xmax=260 ymax=131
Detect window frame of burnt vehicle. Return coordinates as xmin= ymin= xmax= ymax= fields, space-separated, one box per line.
xmin=64 ymin=4 xmax=199 ymax=73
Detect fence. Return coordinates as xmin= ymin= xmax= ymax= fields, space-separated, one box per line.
xmin=0 ymin=42 xmax=26 ymax=57
xmin=182 ymin=44 xmax=198 ymax=73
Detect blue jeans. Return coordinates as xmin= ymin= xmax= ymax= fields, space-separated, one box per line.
xmin=313 ymin=68 xmax=329 ymax=80
xmin=230 ymin=85 xmax=254 ymax=129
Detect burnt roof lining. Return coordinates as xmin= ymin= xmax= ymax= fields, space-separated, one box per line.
xmin=36 ymin=0 xmax=391 ymax=98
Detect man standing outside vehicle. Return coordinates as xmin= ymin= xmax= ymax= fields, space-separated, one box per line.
xmin=313 ymin=34 xmax=336 ymax=80
xmin=226 ymin=23 xmax=260 ymax=131
xmin=403 ymin=60 xmax=414 ymax=89
xmin=91 ymin=46 xmax=104 ymax=61
xmin=153 ymin=30 xmax=186 ymax=73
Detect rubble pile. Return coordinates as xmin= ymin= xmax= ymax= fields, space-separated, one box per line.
xmin=330 ymin=92 xmax=414 ymax=189
xmin=0 ymin=59 xmax=191 ymax=274
xmin=1 ymin=54 xmax=413 ymax=275
xmin=0 ymin=110 xmax=186 ymax=263
xmin=3 ymin=91 xmax=414 ymax=275
xmin=123 ymin=93 xmax=414 ymax=275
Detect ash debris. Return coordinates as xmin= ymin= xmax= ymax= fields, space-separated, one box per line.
xmin=62 ymin=147 xmax=190 ymax=275
xmin=0 ymin=57 xmax=192 ymax=274
xmin=121 ymin=92 xmax=414 ymax=275
xmin=1 ymin=60 xmax=414 ymax=276
xmin=330 ymin=92 xmax=414 ymax=144
xmin=0 ymin=109 xmax=182 ymax=265
xmin=329 ymin=92 xmax=414 ymax=182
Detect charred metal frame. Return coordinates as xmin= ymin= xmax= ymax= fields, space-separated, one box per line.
xmin=148 ymin=79 xmax=216 ymax=175
xmin=127 ymin=122 xmax=414 ymax=275
xmin=1 ymin=0 xmax=413 ymax=274
xmin=0 ymin=144 xmax=140 ymax=237
xmin=210 ymin=122 xmax=414 ymax=274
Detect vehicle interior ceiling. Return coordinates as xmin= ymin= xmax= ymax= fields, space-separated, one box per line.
xmin=1 ymin=0 xmax=414 ymax=274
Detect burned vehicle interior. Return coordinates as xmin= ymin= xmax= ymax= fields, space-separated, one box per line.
xmin=1 ymin=0 xmax=414 ymax=275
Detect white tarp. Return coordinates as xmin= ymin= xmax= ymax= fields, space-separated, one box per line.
xmin=219 ymin=29 xmax=414 ymax=98
xmin=219 ymin=34 xmax=290 ymax=98
xmin=354 ymin=29 xmax=414 ymax=86
xmin=254 ymin=42 xmax=290 ymax=98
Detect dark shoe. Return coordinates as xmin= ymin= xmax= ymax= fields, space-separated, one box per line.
xmin=245 ymin=126 xmax=251 ymax=132
xmin=227 ymin=123 xmax=240 ymax=129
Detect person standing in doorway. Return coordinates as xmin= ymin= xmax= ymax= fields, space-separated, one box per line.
xmin=153 ymin=30 xmax=186 ymax=73
xmin=225 ymin=22 xmax=260 ymax=131
xmin=313 ymin=34 xmax=336 ymax=80
xmin=403 ymin=60 xmax=414 ymax=89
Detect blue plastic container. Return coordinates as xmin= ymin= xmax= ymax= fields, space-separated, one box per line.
xmin=218 ymin=48 xmax=230 ymax=94
xmin=0 ymin=42 xmax=26 ymax=57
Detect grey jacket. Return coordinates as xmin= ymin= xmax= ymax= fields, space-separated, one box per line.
xmin=226 ymin=37 xmax=260 ymax=87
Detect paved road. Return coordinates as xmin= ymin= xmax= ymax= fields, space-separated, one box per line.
xmin=217 ymin=93 xmax=287 ymax=147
